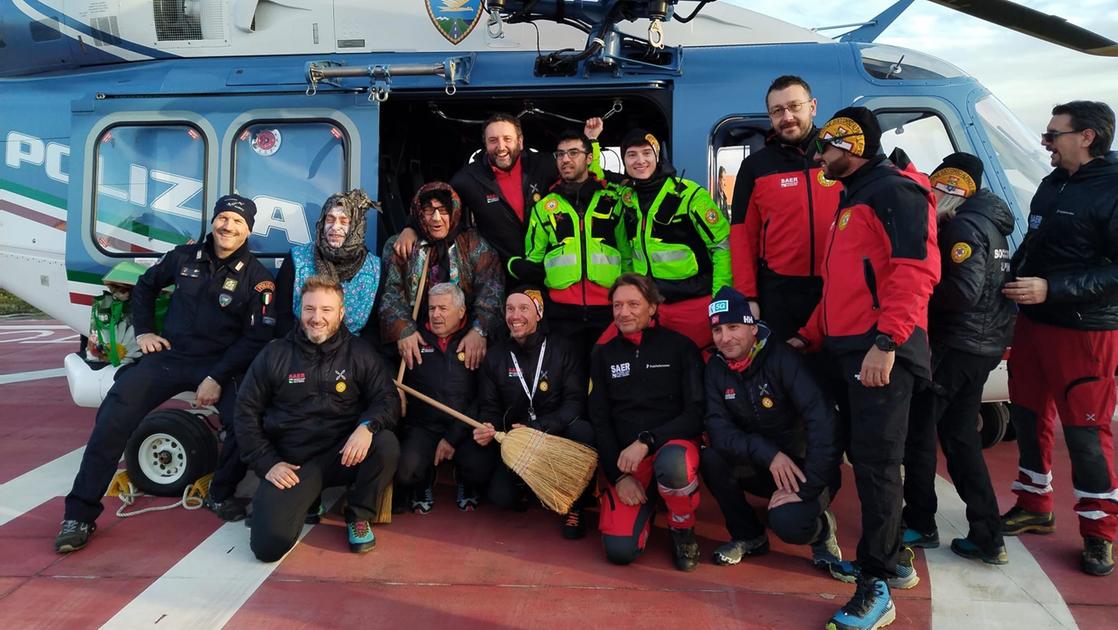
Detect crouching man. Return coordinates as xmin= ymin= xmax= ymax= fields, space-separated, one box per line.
xmin=236 ymin=276 xmax=400 ymax=561
xmin=700 ymin=287 xmax=843 ymax=570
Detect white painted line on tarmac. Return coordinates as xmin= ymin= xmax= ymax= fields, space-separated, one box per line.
xmin=0 ymin=447 xmax=84 ymax=527
xmin=0 ymin=325 xmax=72 ymax=329
xmin=928 ymin=474 xmax=1077 ymax=629
xmin=101 ymin=488 xmax=343 ymax=630
xmin=0 ymin=367 xmax=66 ymax=385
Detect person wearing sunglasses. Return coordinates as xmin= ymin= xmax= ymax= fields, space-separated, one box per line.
xmin=507 ymin=130 xmax=630 ymax=367
xmin=788 ymin=106 xmax=939 ymax=630
xmin=730 ymin=75 xmax=843 ymax=343
xmin=1001 ymin=100 xmax=1118 ymax=578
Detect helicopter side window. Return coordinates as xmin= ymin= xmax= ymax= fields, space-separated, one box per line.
xmin=709 ymin=116 xmax=771 ymax=214
xmin=876 ymin=111 xmax=956 ymax=174
xmin=232 ymin=121 xmax=348 ymax=256
xmin=92 ymin=124 xmax=206 ymax=257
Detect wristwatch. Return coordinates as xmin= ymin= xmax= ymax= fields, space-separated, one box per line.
xmin=874 ymin=334 xmax=897 ymax=352
xmin=472 ymin=320 xmax=488 ymax=338
xmin=637 ymin=431 xmax=655 ymax=448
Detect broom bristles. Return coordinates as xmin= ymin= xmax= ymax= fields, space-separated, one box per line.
xmin=497 ymin=426 xmax=598 ymax=514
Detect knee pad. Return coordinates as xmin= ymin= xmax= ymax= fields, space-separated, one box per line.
xmin=1063 ymin=425 xmax=1112 ymax=492
xmin=653 ymin=444 xmax=691 ymax=490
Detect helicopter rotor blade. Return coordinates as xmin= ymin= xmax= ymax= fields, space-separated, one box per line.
xmin=928 ymin=0 xmax=1118 ymax=57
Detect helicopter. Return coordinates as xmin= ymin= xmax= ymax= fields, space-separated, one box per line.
xmin=0 ymin=0 xmax=1115 ymax=494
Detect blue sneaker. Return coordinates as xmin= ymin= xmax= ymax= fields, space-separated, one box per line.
xmin=826 ymin=576 xmax=895 ymax=630
xmin=901 ymin=527 xmax=939 ymax=549
xmin=347 ymin=520 xmax=376 ymax=554
xmin=829 ymin=547 xmax=919 ymax=590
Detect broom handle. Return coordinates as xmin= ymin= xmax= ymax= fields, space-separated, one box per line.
xmin=395 ymin=248 xmax=431 ymax=414
xmin=395 ymin=380 xmax=487 ymax=431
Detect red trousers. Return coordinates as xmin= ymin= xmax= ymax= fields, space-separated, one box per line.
xmin=1008 ymin=316 xmax=1118 ymax=540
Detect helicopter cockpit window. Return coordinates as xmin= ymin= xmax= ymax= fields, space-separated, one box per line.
xmin=232 ymin=121 xmax=348 ymax=256
xmin=858 ymin=44 xmax=966 ymax=81
xmin=975 ymin=95 xmax=1049 ymax=218
xmin=92 ymin=124 xmax=206 ymax=257
xmin=709 ymin=116 xmax=772 ymax=214
xmin=877 ymin=111 xmax=956 ymax=173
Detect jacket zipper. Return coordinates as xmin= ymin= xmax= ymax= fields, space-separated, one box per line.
xmin=804 ymin=160 xmax=817 ymax=277
xmin=863 ymin=257 xmax=880 ymax=310
xmin=761 ymin=218 xmax=771 ymax=262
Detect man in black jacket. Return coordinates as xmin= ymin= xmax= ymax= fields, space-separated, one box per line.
xmin=901 ymin=153 xmax=1015 ymax=565
xmin=235 ymin=276 xmax=400 ymax=561
xmin=56 ymin=195 xmax=275 ymax=553
xmin=1002 ymin=100 xmax=1118 ymax=577
xmin=589 ymin=273 xmax=705 ymax=571
xmin=700 ymin=286 xmax=843 ymax=570
xmin=393 ymin=113 xmax=558 ymax=270
xmin=472 ymin=287 xmax=593 ymax=538
xmin=397 ymin=283 xmax=489 ymax=514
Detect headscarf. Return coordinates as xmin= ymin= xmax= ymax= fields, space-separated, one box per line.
xmin=410 ymin=182 xmax=464 ymax=285
xmin=314 ymin=189 xmax=373 ymax=282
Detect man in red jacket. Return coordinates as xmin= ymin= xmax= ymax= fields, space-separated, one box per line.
xmin=731 ymin=75 xmax=843 ymax=341
xmin=790 ymin=107 xmax=939 ymax=630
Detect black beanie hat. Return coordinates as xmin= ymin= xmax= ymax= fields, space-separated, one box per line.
xmin=930 ymin=152 xmax=984 ymax=198
xmin=818 ymin=106 xmax=882 ymax=158
xmin=620 ymin=128 xmax=661 ymax=160
xmin=708 ymin=286 xmax=756 ymax=328
xmin=213 ymin=194 xmax=257 ymax=230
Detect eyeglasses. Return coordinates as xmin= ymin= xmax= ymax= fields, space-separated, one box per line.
xmin=768 ymin=100 xmax=811 ymax=118
xmin=553 ymin=148 xmax=588 ymax=160
xmin=812 ymin=133 xmax=860 ymax=155
xmin=1041 ymin=129 xmax=1082 ymax=143
xmin=421 ymin=205 xmax=450 ymax=218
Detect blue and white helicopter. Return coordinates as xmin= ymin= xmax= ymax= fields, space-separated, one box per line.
xmin=0 ymin=0 xmax=1114 ymax=493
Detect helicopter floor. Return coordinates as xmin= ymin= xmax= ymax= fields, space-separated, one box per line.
xmin=0 ymin=320 xmax=1113 ymax=629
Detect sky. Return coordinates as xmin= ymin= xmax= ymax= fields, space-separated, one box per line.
xmin=726 ymin=0 xmax=1118 ymax=133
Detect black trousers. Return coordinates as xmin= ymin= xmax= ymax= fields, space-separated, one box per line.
xmin=547 ymin=304 xmax=612 ymax=373
xmin=481 ymin=418 xmax=596 ymax=510
xmin=250 ymin=430 xmax=400 ymax=562
xmin=835 ymin=351 xmax=914 ymax=580
xmin=64 ymin=352 xmax=246 ymax=523
xmin=757 ymin=271 xmax=822 ymax=342
xmin=903 ymin=349 xmax=1004 ymax=551
xmin=700 ymin=445 xmax=830 ymax=545
xmin=396 ymin=424 xmax=496 ymax=490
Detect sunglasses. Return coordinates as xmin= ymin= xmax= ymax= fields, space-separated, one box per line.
xmin=813 ymin=133 xmax=861 ymax=155
xmin=1040 ymin=129 xmax=1082 ymax=143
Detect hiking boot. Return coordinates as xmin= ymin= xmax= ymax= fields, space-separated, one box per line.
xmin=1082 ymin=537 xmax=1115 ymax=576
xmin=901 ymin=527 xmax=939 ymax=549
xmin=305 ymin=496 xmax=326 ymax=524
xmin=670 ymin=527 xmax=701 ymax=572
xmin=830 ymin=547 xmax=919 ymax=590
xmin=561 ymin=506 xmax=586 ymax=540
xmin=950 ymin=537 xmax=1008 ymax=565
xmin=346 ymin=520 xmax=376 ymax=554
xmin=55 ymin=520 xmax=96 ymax=554
xmin=712 ymin=534 xmax=770 ymax=565
xmin=412 ymin=484 xmax=435 ymax=515
xmin=811 ymin=510 xmax=843 ymax=569
xmin=456 ymin=481 xmax=479 ymax=512
xmin=204 ymin=496 xmax=247 ymax=522
xmin=826 ymin=576 xmax=896 ymax=630
xmin=1000 ymin=506 xmax=1055 ymax=536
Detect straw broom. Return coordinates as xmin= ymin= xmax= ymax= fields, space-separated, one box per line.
xmin=395 ymin=381 xmax=598 ymax=514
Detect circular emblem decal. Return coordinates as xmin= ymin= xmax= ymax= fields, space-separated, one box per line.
xmin=532 ymin=193 xmax=542 ymax=203
xmin=838 ymin=209 xmax=853 ymax=231
xmin=335 ymin=381 xmax=347 ymax=393
xmin=545 ymin=199 xmax=559 ymax=212
xmin=251 ymin=128 xmax=282 ymax=156
xmin=817 ymin=170 xmax=837 ymax=188
xmin=622 ymin=190 xmax=634 ymax=205
xmin=819 ymin=117 xmax=866 ymax=157
xmin=705 ymin=209 xmax=721 ymax=225
xmin=761 ymin=396 xmax=774 ymax=409
xmin=539 ymin=380 xmax=549 ymax=392
xmin=950 ymin=242 xmax=973 ymax=264
xmin=931 ymin=167 xmax=977 ymax=199
xmin=457 ymin=352 xmax=466 ymax=362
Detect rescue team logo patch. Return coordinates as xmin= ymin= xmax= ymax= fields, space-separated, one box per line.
xmin=545 ymin=199 xmax=559 ymax=212
xmin=724 ymin=388 xmax=736 ymax=400
xmin=838 ymin=209 xmax=853 ymax=231
xmin=288 ymin=372 xmax=306 ymax=384
xmin=780 ymin=176 xmax=800 ymax=188
xmin=539 ymin=380 xmax=549 ymax=392
xmin=761 ymin=396 xmax=775 ymax=409
xmin=817 ymin=170 xmax=838 ymax=187
xmin=705 ymin=209 xmax=721 ymax=225
xmin=622 ymin=190 xmax=634 ymax=205
xmin=218 ymin=294 xmax=232 ymax=307
xmin=819 ymin=117 xmax=867 ymax=157
xmin=951 ymin=242 xmax=973 ymax=264
xmin=335 ymin=381 xmax=347 ymax=393
xmin=425 ymin=0 xmax=483 ymax=45
xmin=457 ymin=352 xmax=466 ymax=362
xmin=930 ymin=167 xmax=977 ymax=199
xmin=533 ymin=193 xmax=542 ymax=203
xmin=610 ymin=362 xmax=631 ymax=379
xmin=222 ymin=278 xmax=239 ymax=291
xmin=255 ymin=280 xmax=276 ymax=292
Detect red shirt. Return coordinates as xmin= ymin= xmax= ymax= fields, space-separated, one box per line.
xmin=493 ymin=158 xmax=525 ymax=223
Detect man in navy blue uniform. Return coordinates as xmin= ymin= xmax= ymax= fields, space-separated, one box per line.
xmin=56 ymin=194 xmax=276 ymax=553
